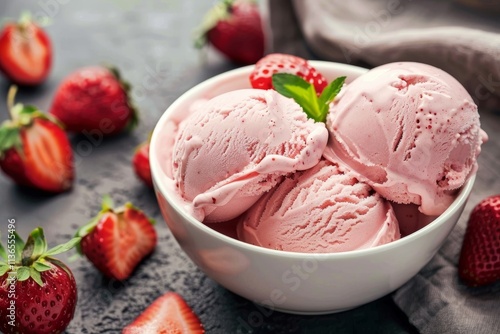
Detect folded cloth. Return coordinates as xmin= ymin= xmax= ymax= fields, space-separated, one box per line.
xmin=393 ymin=214 xmax=500 ymax=334
xmin=264 ymin=0 xmax=500 ymax=111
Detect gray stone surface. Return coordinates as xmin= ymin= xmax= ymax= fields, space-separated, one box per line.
xmin=9 ymin=0 xmax=500 ymax=333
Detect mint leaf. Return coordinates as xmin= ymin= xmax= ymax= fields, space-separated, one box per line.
xmin=272 ymin=73 xmax=347 ymax=123
xmin=272 ymin=73 xmax=312 ymax=95
xmin=318 ymin=76 xmax=346 ymax=122
xmin=272 ymin=73 xmax=322 ymax=121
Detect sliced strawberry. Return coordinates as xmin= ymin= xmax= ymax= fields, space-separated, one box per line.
xmin=0 ymin=15 xmax=52 ymax=85
xmin=123 ymin=292 xmax=205 ymax=334
xmin=249 ymin=53 xmax=328 ymax=94
xmin=22 ymin=119 xmax=74 ymax=191
xmin=458 ymin=195 xmax=500 ymax=287
xmin=0 ymin=86 xmax=74 ymax=192
xmin=77 ymin=195 xmax=157 ymax=280
xmin=133 ymin=141 xmax=153 ymax=188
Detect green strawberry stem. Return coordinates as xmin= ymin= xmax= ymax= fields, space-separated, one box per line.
xmin=74 ymin=194 xmax=156 ymax=255
xmin=17 ymin=11 xmax=52 ymax=28
xmin=0 ymin=227 xmax=81 ymax=286
xmin=6 ymin=85 xmax=17 ymax=120
xmin=272 ymin=73 xmax=346 ymax=123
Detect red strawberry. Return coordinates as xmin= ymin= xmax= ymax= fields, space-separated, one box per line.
xmin=122 ymin=292 xmax=205 ymax=334
xmin=0 ymin=227 xmax=80 ymax=334
xmin=249 ymin=53 xmax=328 ymax=94
xmin=0 ymin=14 xmax=52 ymax=85
xmin=0 ymin=86 xmax=74 ymax=192
xmin=76 ymin=195 xmax=157 ymax=280
xmin=195 ymin=0 xmax=264 ymax=65
xmin=458 ymin=195 xmax=500 ymax=287
xmin=133 ymin=140 xmax=153 ymax=188
xmin=50 ymin=66 xmax=139 ymax=136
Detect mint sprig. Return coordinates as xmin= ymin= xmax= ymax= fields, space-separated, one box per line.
xmin=272 ymin=73 xmax=346 ymax=123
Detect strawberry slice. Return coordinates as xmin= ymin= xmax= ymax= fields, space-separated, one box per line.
xmin=0 ymin=14 xmax=52 ymax=85
xmin=249 ymin=53 xmax=328 ymax=94
xmin=458 ymin=194 xmax=500 ymax=287
xmin=76 ymin=195 xmax=157 ymax=280
xmin=0 ymin=86 xmax=74 ymax=192
xmin=123 ymin=292 xmax=205 ymax=334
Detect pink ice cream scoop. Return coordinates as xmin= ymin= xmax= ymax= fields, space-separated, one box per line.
xmin=172 ymin=89 xmax=328 ymax=222
xmin=325 ymin=62 xmax=488 ymax=216
xmin=237 ymin=159 xmax=400 ymax=253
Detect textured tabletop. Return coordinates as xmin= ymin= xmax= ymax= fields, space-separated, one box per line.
xmin=1 ymin=1 xmax=498 ymax=333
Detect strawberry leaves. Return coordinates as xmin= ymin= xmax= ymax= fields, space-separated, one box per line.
xmin=272 ymin=73 xmax=346 ymax=123
xmin=0 ymin=127 xmax=21 ymax=158
xmin=0 ymin=227 xmax=81 ymax=286
xmin=0 ymin=86 xmax=60 ymax=157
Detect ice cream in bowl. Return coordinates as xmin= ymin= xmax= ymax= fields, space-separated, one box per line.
xmin=150 ymin=56 xmax=487 ymax=314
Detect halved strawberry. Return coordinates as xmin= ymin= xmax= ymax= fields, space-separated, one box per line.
xmin=76 ymin=195 xmax=157 ymax=280
xmin=249 ymin=53 xmax=328 ymax=94
xmin=0 ymin=14 xmax=52 ymax=85
xmin=458 ymin=195 xmax=500 ymax=287
xmin=122 ymin=292 xmax=205 ymax=334
xmin=132 ymin=140 xmax=153 ymax=188
xmin=0 ymin=86 xmax=74 ymax=192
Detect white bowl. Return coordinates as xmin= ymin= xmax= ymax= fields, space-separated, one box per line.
xmin=150 ymin=61 xmax=474 ymax=314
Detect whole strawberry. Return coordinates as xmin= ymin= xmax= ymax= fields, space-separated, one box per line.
xmin=0 ymin=86 xmax=74 ymax=192
xmin=195 ymin=0 xmax=264 ymax=65
xmin=250 ymin=53 xmax=328 ymax=94
xmin=76 ymin=195 xmax=157 ymax=280
xmin=0 ymin=14 xmax=52 ymax=85
xmin=133 ymin=140 xmax=153 ymax=188
xmin=50 ymin=66 xmax=138 ymax=136
xmin=0 ymin=227 xmax=80 ymax=334
xmin=123 ymin=292 xmax=205 ymax=334
xmin=459 ymin=195 xmax=500 ymax=287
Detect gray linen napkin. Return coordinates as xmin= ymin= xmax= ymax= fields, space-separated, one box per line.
xmin=264 ymin=1 xmax=500 ymax=333
xmin=263 ymin=0 xmax=500 ymax=112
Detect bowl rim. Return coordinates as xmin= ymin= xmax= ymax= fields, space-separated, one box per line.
xmin=150 ymin=61 xmax=474 ymax=260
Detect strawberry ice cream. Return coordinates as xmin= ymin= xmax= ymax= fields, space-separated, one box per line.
xmin=325 ymin=62 xmax=488 ymax=216
xmin=171 ymin=89 xmax=328 ymax=222
xmin=154 ymin=58 xmax=487 ymax=255
xmin=237 ymin=159 xmax=400 ymax=253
